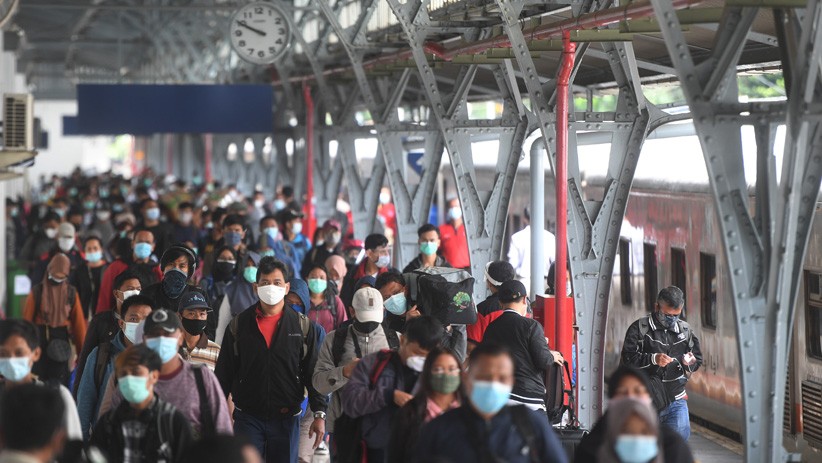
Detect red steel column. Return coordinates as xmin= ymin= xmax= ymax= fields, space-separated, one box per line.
xmin=303 ymin=83 xmax=316 ymax=240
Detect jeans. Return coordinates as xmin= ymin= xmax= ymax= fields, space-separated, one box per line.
xmin=234 ymin=409 xmax=301 ymax=463
xmin=659 ymin=398 xmax=690 ymax=441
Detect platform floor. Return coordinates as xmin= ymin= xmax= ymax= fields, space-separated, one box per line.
xmin=690 ymin=423 xmax=744 ymax=463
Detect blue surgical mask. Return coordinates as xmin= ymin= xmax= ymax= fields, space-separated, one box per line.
xmin=243 ymin=266 xmax=258 ymax=284
xmin=0 ymin=357 xmax=31 ymax=382
xmin=85 ymin=251 xmax=103 ymax=264
xmin=264 ymin=227 xmax=279 ymax=240
xmin=614 ymin=435 xmax=658 ymax=463
xmin=134 ymin=242 xmax=152 ymax=260
xmin=384 ymin=292 xmax=408 ymax=315
xmin=145 ymin=207 xmax=160 ymax=221
xmin=145 ymin=336 xmax=179 ymax=363
xmin=123 ymin=321 xmax=140 ymax=344
xmin=274 ymin=199 xmax=286 ymax=210
xmin=420 ymin=241 xmax=438 ymax=256
xmin=376 ymin=254 xmax=391 ymax=269
xmin=469 ymin=380 xmax=512 ymax=415
xmin=118 ymin=375 xmax=151 ymax=404
xmin=291 ymin=222 xmax=303 ymax=235
xmin=261 ymin=249 xmax=275 ymax=258
xmin=448 ymin=207 xmax=462 ymax=221
xmin=225 ymin=231 xmax=243 ymax=247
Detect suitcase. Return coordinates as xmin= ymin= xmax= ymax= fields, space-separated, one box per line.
xmin=405 ymin=267 xmax=478 ymax=325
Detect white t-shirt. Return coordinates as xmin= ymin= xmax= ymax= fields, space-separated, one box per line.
xmin=508 ymin=225 xmax=556 ymax=281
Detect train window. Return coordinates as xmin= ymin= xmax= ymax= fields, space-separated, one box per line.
xmin=671 ymin=248 xmax=687 ymax=320
xmin=805 ymin=272 xmax=822 ymax=360
xmin=700 ymin=253 xmax=717 ymax=329
xmin=619 ymin=239 xmax=632 ymax=306
xmin=643 ymin=243 xmax=658 ymax=312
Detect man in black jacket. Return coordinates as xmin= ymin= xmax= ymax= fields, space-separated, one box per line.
xmin=621 ymin=286 xmax=702 ymax=441
xmin=482 ymin=280 xmax=557 ymax=411
xmin=215 ymin=257 xmax=327 ymax=463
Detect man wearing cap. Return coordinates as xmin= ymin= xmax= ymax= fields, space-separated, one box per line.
xmin=178 ymin=291 xmax=221 ymax=371
xmin=30 ymin=221 xmax=84 ymax=285
xmin=142 ymin=244 xmax=213 ymax=338
xmin=97 ymin=308 xmax=233 ymax=438
xmin=339 ymin=233 xmax=391 ymax=309
xmin=300 ymin=219 xmax=342 ymax=279
xmin=482 ymin=280 xmax=560 ymax=411
xmin=312 ymin=287 xmax=401 ymax=458
xmin=467 ymin=261 xmax=517 ymax=349
xmin=278 ymin=208 xmax=312 ymax=267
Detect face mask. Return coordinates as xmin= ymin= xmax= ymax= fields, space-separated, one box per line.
xmin=333 ymin=279 xmax=343 ymax=291
xmin=0 ymin=357 xmax=31 ymax=382
xmin=145 ymin=207 xmax=160 ymax=221
xmin=614 ymin=435 xmax=658 ymax=463
xmin=258 ymin=285 xmax=286 ymax=306
xmin=122 ymin=321 xmax=140 ymax=344
xmin=431 ymin=374 xmax=461 ymax=394
xmin=121 ymin=289 xmax=140 ymax=302
xmin=96 ymin=211 xmax=111 ymax=221
xmin=69 ymin=188 xmax=78 ymax=197
xmin=384 ymin=292 xmax=408 ymax=316
xmin=100 ymin=189 xmax=110 ymax=199
xmin=375 ymin=254 xmax=391 ymax=269
xmin=420 ymin=241 xmax=438 ymax=256
xmin=55 ymin=208 xmax=67 ymax=218
xmin=406 ymin=355 xmax=426 ymax=373
xmin=225 ymin=231 xmax=243 ymax=247
xmin=205 ymin=222 xmax=214 ymax=229
xmin=274 ymin=199 xmax=286 ymax=210
xmin=657 ymin=312 xmax=679 ymax=329
xmin=243 ymin=266 xmax=258 ymax=284
xmin=145 ymin=336 xmax=179 ymax=363
xmin=470 ymin=380 xmax=512 ymax=415
xmin=182 ymin=317 xmax=207 ymax=336
xmin=44 ymin=228 xmax=58 ymax=239
xmin=118 ymin=375 xmax=151 ymax=404
xmin=179 ymin=212 xmax=193 ymax=225
xmin=162 ymin=268 xmax=188 ymax=298
xmin=379 ymin=192 xmax=390 ymax=204
xmin=9 ymin=209 xmax=17 ymax=218
xmin=353 ymin=320 xmax=380 ymax=333
xmin=264 ymin=227 xmax=279 ymax=241
xmin=307 ymin=278 xmax=327 ymax=294
xmin=134 ymin=242 xmax=152 ymax=260
xmin=254 ymin=199 xmax=265 ymax=208
xmin=58 ymin=237 xmax=75 ymax=252
xmin=86 ymin=251 xmax=103 ymax=264
xmin=327 ymin=232 xmax=341 ymax=246
xmin=261 ymin=249 xmax=275 ymax=258
xmin=112 ymin=203 xmax=125 ymax=213
xmin=48 ymin=274 xmax=66 ymax=285
xmin=448 ymin=207 xmax=462 ymax=221
xmin=291 ymin=222 xmax=303 ymax=235
xmin=84 ymin=200 xmax=96 ymax=210
xmin=214 ymin=261 xmax=236 ymax=281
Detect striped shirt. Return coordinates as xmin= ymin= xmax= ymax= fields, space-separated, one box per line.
xmin=181 ymin=335 xmax=221 ymax=371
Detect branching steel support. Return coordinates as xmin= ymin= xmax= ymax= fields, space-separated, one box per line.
xmin=649 ymin=1 xmax=822 ymax=461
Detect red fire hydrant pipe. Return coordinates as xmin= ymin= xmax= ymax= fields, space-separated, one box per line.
xmin=555 ymin=31 xmax=576 ymax=359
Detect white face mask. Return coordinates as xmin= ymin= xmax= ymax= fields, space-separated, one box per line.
xmin=45 ymin=228 xmax=58 ymax=239
xmin=121 ymin=289 xmax=140 ymax=301
xmin=406 ymin=355 xmax=426 ymax=372
xmin=58 ymin=237 xmax=75 ymax=252
xmin=258 ymin=285 xmax=287 ymax=306
xmin=123 ymin=321 xmax=141 ymax=344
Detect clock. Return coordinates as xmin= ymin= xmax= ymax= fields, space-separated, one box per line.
xmin=229 ymin=2 xmax=292 ymax=65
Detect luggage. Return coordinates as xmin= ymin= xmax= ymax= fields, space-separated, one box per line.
xmin=546 ymin=359 xmax=588 ymax=462
xmin=555 ymin=427 xmax=588 ymax=462
xmin=405 ymin=267 xmax=477 ymax=325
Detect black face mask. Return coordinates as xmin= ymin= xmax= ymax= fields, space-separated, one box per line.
xmin=181 ymin=317 xmax=207 ymax=336
xmin=353 ymin=321 xmax=380 ymax=334
xmin=213 ymin=262 xmax=236 ymax=282
xmin=162 ymin=269 xmax=188 ymax=299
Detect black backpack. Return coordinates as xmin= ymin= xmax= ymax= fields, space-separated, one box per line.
xmin=405 ymin=267 xmax=477 ymax=325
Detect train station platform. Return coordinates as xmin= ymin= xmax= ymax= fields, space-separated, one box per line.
xmin=691 ymin=423 xmax=744 ymax=463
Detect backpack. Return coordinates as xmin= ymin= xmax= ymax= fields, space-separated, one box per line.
xmin=545 ymin=360 xmax=573 ymax=425
xmin=332 ymin=350 xmax=396 ymax=463
xmin=228 ymin=309 xmax=311 ymax=360
xmin=331 ymin=323 xmax=400 ymax=366
xmin=93 ymin=342 xmax=112 ymax=391
xmin=192 ymin=364 xmax=216 ymax=438
xmin=405 ymin=267 xmax=477 ymax=325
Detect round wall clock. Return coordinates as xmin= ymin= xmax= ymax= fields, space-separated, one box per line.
xmin=229 ymin=2 xmax=292 ymax=65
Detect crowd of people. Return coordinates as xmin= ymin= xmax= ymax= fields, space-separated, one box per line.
xmin=0 ymin=168 xmax=703 ymax=463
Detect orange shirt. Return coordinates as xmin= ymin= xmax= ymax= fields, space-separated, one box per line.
xmin=439 ymin=222 xmax=470 ymax=269
xmin=256 ymin=308 xmax=283 ymax=348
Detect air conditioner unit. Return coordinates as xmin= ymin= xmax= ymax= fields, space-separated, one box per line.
xmin=3 ymin=93 xmax=33 ymax=151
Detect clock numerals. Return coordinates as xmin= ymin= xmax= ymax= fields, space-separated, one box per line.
xmin=239 ymin=40 xmax=246 ymax=47
xmin=247 ymin=48 xmax=255 ymax=55
xmin=269 ymin=47 xmax=276 ymax=54
xmin=234 ymin=30 xmax=242 ymax=37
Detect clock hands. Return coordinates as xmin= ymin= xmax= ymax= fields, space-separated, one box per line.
xmin=236 ymin=20 xmax=266 ymax=36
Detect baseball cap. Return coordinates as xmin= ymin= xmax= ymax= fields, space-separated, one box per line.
xmin=143 ymin=308 xmax=183 ymax=335
xmin=343 ymin=239 xmax=364 ymax=252
xmin=58 ymin=222 xmax=76 ymax=238
xmin=352 ymin=287 xmax=384 ymax=323
xmin=485 ymin=261 xmax=516 ymax=287
xmin=323 ymin=219 xmax=341 ymax=231
xmin=178 ymin=291 xmax=212 ymax=313
xmin=278 ymin=208 xmax=304 ymax=222
xmin=497 ymin=280 xmax=528 ymax=303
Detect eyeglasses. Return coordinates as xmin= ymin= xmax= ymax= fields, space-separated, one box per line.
xmin=431 ymin=367 xmax=461 ymax=375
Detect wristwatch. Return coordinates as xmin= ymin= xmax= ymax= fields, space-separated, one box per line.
xmin=313 ymin=411 xmax=327 ymax=420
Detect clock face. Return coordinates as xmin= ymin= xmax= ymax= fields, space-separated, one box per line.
xmin=229 ymin=2 xmax=291 ymax=65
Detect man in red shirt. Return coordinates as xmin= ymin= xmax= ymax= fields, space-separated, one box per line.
xmin=438 ymin=198 xmax=470 ymax=269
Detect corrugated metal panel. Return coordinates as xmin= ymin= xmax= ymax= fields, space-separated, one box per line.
xmin=802 ymin=380 xmax=822 ymax=447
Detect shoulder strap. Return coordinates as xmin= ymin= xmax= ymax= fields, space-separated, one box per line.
xmin=325 ymin=291 xmax=337 ymax=322
xmin=229 ymin=315 xmax=240 ymax=357
xmin=298 ymin=313 xmax=311 ymax=361
xmin=94 ymin=342 xmax=112 ymax=391
xmin=331 ymin=324 xmax=349 ymax=366
xmin=510 ymin=406 xmax=540 ymax=463
xmin=67 ymin=285 xmax=76 ymax=306
xmin=192 ymin=365 xmax=215 ymax=437
xmin=384 ymin=327 xmax=400 ymax=351
xmin=369 ymin=350 xmax=394 ymax=389
xmin=33 ymin=283 xmax=42 ymax=320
